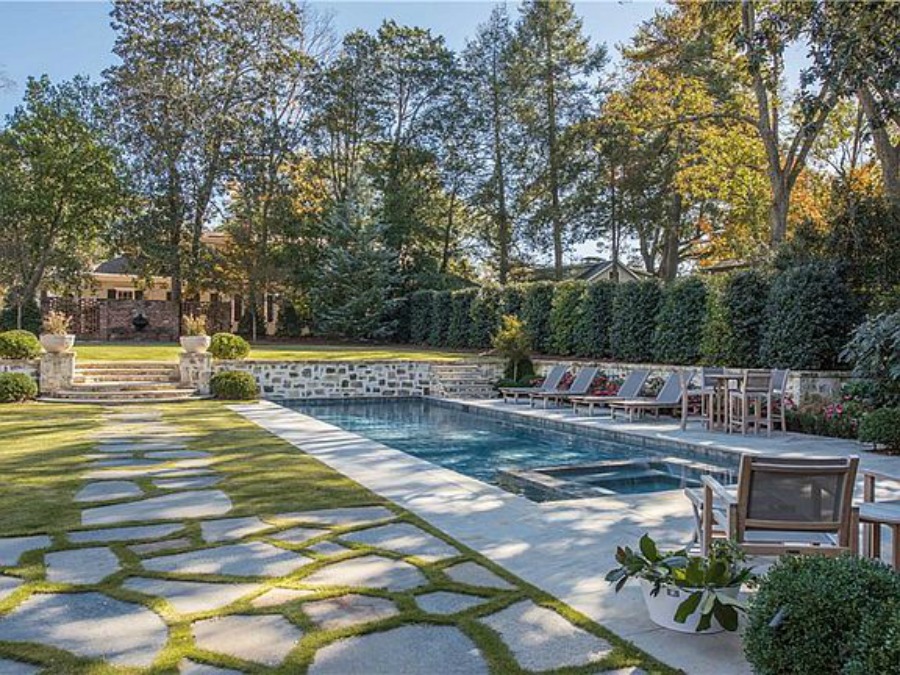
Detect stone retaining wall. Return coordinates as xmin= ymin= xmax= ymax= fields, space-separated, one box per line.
xmin=213 ymin=360 xmax=436 ymax=399
xmin=533 ymin=358 xmax=853 ymax=402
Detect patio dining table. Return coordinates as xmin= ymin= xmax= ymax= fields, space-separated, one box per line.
xmin=705 ymin=371 xmax=745 ymax=432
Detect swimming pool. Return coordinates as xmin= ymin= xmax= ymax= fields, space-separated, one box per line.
xmin=290 ymin=399 xmax=738 ymax=500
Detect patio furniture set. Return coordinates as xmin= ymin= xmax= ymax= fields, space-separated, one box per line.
xmin=500 ymin=366 xmax=900 ymax=571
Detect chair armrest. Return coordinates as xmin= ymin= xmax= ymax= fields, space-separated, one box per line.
xmin=862 ymin=468 xmax=900 ymax=484
xmin=702 ymin=475 xmax=737 ymax=503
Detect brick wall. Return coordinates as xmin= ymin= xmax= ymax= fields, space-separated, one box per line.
xmin=100 ymin=300 xmax=179 ymax=341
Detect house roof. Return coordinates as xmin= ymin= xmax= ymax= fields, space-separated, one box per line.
xmin=93 ymin=256 xmax=134 ymax=275
xmin=529 ymin=258 xmax=645 ymax=282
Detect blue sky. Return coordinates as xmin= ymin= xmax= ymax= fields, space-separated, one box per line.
xmin=0 ymin=0 xmax=662 ymax=117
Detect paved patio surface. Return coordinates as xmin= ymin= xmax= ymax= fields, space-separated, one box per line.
xmin=233 ymin=399 xmax=900 ymax=675
xmin=0 ymin=407 xmax=645 ymax=673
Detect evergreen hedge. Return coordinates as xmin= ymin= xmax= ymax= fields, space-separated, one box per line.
xmin=653 ymin=277 xmax=707 ymax=364
xmin=610 ymin=280 xmax=661 ymax=362
xmin=723 ymin=270 xmax=769 ymax=367
xmin=0 ymin=300 xmax=41 ymax=334
xmin=520 ymin=282 xmax=555 ymax=353
xmin=408 ymin=290 xmax=434 ymax=344
xmin=447 ymin=288 xmax=476 ymax=348
xmin=700 ymin=277 xmax=732 ymax=365
xmin=427 ymin=291 xmax=452 ymax=347
xmin=760 ymin=262 xmax=860 ymax=370
xmin=469 ymin=285 xmax=502 ymax=349
xmin=575 ymin=281 xmax=615 ymax=358
xmin=549 ymin=281 xmax=586 ymax=355
xmin=500 ymin=283 xmax=526 ymax=317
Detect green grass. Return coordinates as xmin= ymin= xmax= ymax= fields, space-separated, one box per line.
xmin=0 ymin=401 xmax=677 ymax=674
xmin=72 ymin=342 xmax=479 ymax=363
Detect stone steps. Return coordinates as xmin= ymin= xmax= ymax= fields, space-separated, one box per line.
xmin=65 ymin=381 xmax=186 ymax=392
xmin=45 ymin=388 xmax=202 ymax=403
xmin=73 ymin=373 xmax=180 ymax=384
xmin=40 ymin=359 xmax=200 ymax=404
xmin=431 ymin=363 xmax=497 ymax=400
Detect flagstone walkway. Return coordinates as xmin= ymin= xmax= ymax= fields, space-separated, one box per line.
xmin=0 ymin=408 xmax=653 ymax=674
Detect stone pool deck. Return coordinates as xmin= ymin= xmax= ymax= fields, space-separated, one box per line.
xmin=234 ymin=399 xmax=900 ymax=675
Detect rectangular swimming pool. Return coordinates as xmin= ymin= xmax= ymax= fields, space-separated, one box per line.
xmin=289 ymin=399 xmax=738 ymax=500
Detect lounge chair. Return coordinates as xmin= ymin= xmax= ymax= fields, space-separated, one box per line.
xmin=529 ymin=366 xmax=599 ymax=408
xmin=860 ymin=468 xmax=900 ymax=570
xmin=499 ymin=363 xmax=568 ymax=403
xmin=687 ymin=454 xmax=859 ymax=557
xmin=569 ymin=370 xmax=650 ymax=415
xmin=608 ymin=371 xmax=691 ymax=421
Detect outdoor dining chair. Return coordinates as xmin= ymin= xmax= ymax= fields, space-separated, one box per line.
xmin=688 ymin=454 xmax=860 ymax=557
xmin=727 ymin=369 xmax=773 ymax=435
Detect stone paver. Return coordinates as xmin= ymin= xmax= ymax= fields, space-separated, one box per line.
xmin=250 ymin=587 xmax=316 ymax=608
xmin=340 ymin=523 xmax=460 ymax=561
xmin=45 ymin=547 xmax=120 ymax=585
xmin=444 ymin=562 xmax=516 ymax=590
xmin=81 ymin=490 xmax=233 ymax=525
xmin=129 ymin=537 xmax=194 ymax=556
xmin=123 ymin=577 xmax=259 ymax=614
xmin=301 ymin=555 xmax=426 ymax=592
xmin=0 ymin=658 xmax=40 ymax=674
xmin=89 ymin=457 xmax=166 ymax=469
xmin=481 ymin=601 xmax=613 ymax=671
xmin=415 ymin=591 xmax=486 ymax=615
xmin=200 ymin=517 xmax=270 ymax=543
xmin=308 ymin=625 xmax=488 ymax=675
xmin=267 ymin=526 xmax=328 ymax=545
xmin=178 ymin=660 xmax=243 ymax=674
xmin=192 ymin=614 xmax=303 ymax=667
xmin=75 ymin=480 xmax=143 ymax=503
xmin=272 ymin=506 xmax=395 ymax=528
xmin=95 ymin=442 xmax=186 ymax=454
xmin=143 ymin=541 xmax=311 ymax=577
xmin=303 ymin=593 xmax=399 ymax=630
xmin=0 ymin=592 xmax=167 ymax=667
xmin=0 ymin=535 xmax=51 ymax=566
xmin=145 ymin=450 xmax=212 ymax=460
xmin=68 ymin=523 xmax=184 ymax=543
xmin=307 ymin=540 xmax=348 ymax=556
xmin=154 ymin=475 xmax=222 ymax=490
xmin=0 ymin=575 xmax=23 ymax=601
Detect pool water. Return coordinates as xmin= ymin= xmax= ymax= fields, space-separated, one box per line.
xmin=290 ymin=399 xmax=737 ymax=498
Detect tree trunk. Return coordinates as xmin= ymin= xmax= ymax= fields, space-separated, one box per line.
xmin=491 ymin=62 xmax=510 ymax=285
xmin=609 ymin=163 xmax=619 ymax=283
xmin=659 ymin=193 xmax=682 ymax=282
xmin=858 ymin=87 xmax=900 ymax=205
xmin=769 ymin=178 xmax=789 ymax=246
xmin=544 ymin=29 xmax=563 ymax=280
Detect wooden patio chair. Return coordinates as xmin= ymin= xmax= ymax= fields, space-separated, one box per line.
xmin=499 ymin=363 xmax=568 ymax=403
xmin=727 ymin=369 xmax=773 ymax=435
xmin=860 ymin=468 xmax=900 ymax=570
xmin=692 ymin=454 xmax=860 ymax=557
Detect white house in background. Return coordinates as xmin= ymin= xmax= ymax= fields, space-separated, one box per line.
xmin=529 ymin=257 xmax=648 ymax=284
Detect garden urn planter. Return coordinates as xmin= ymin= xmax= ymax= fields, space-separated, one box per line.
xmin=180 ymin=335 xmax=212 ymax=354
xmin=40 ymin=334 xmax=76 ymax=354
xmin=639 ymin=579 xmax=741 ymax=634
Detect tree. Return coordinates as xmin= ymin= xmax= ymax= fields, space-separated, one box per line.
xmin=0 ymin=76 xmax=122 ymax=327
xmin=509 ymin=0 xmax=605 ymax=279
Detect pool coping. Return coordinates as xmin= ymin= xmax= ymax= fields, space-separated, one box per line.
xmin=232 ymin=400 xmax=752 ymax=674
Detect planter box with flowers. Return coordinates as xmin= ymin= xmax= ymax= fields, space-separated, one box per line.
xmin=606 ymin=534 xmax=755 ymax=634
xmin=39 ymin=311 xmax=75 ymax=354
xmin=180 ymin=314 xmax=211 ymax=354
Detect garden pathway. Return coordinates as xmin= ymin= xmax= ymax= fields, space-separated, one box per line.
xmin=0 ymin=409 xmax=647 ymax=673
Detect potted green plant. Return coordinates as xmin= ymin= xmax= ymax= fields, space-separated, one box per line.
xmin=180 ymin=314 xmax=211 ymax=354
xmin=605 ymin=534 xmax=754 ymax=634
xmin=39 ymin=311 xmax=75 ymax=354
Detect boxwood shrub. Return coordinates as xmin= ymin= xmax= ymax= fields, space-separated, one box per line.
xmin=610 ymin=280 xmax=661 ymax=362
xmin=209 ymin=333 xmax=251 ymax=360
xmin=0 ymin=330 xmax=41 ymax=360
xmin=653 ymin=277 xmax=707 ymax=364
xmin=520 ymin=282 xmax=555 ymax=354
xmin=700 ymin=277 xmax=732 ymax=365
xmin=549 ymin=281 xmax=586 ymax=356
xmin=575 ymin=281 xmax=615 ymax=358
xmin=760 ymin=262 xmax=860 ymax=370
xmin=469 ymin=285 xmax=502 ymax=349
xmin=744 ymin=555 xmax=900 ymax=675
xmin=0 ymin=372 xmax=38 ymax=402
xmin=857 ymin=407 xmax=900 ymax=452
xmin=427 ymin=291 xmax=452 ymax=347
xmin=723 ymin=269 xmax=769 ymax=367
xmin=210 ymin=371 xmax=259 ymax=400
xmin=844 ymin=598 xmax=900 ymax=675
xmin=408 ymin=290 xmax=434 ymax=344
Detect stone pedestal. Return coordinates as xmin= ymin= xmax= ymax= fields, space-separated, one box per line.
xmin=40 ymin=352 xmax=75 ymax=395
xmin=180 ymin=353 xmax=212 ymax=395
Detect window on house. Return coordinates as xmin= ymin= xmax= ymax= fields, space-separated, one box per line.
xmin=135 ymin=290 xmax=144 ymax=300
xmin=166 ymin=292 xmax=173 ymax=301
xmin=210 ymin=293 xmax=219 ymax=304
xmin=108 ymin=289 xmax=136 ymax=300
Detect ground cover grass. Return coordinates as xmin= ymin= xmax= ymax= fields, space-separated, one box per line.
xmin=0 ymin=400 xmax=676 ymax=674
xmin=72 ymin=342 xmax=479 ymax=363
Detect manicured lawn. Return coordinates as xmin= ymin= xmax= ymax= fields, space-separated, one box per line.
xmin=73 ymin=342 xmax=480 ymax=362
xmin=0 ymin=400 xmax=674 ymax=674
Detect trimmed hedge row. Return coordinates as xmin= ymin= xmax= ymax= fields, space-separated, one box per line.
xmin=401 ymin=263 xmax=861 ymax=370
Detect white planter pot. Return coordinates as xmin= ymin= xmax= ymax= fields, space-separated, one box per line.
xmin=40 ymin=334 xmax=75 ymax=354
xmin=639 ymin=579 xmax=741 ymax=634
xmin=180 ymin=335 xmax=211 ymax=354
